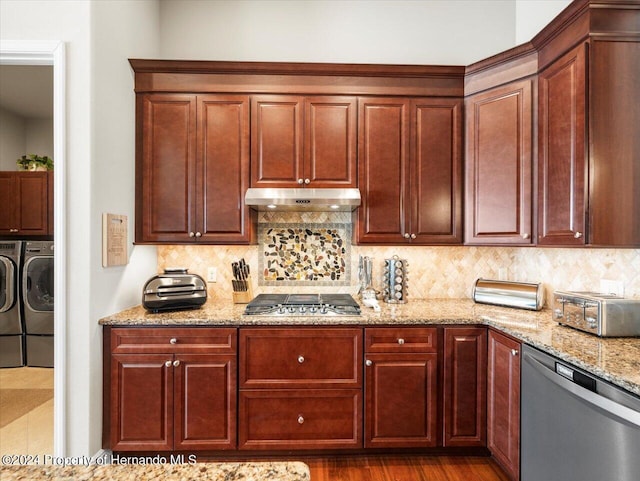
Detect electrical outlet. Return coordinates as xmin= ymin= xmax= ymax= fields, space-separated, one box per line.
xmin=207 ymin=267 xmax=217 ymax=283
xmin=600 ymin=279 xmax=624 ymax=297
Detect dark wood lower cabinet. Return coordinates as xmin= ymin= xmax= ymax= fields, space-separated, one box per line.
xmin=365 ymin=353 xmax=438 ymax=448
xmin=174 ymin=354 xmax=236 ymax=451
xmin=105 ymin=327 xmax=237 ymax=452
xmin=110 ymin=353 xmax=173 ymax=452
xmin=238 ymin=389 xmax=362 ymax=450
xmin=487 ymin=330 xmax=520 ymax=481
xmin=443 ymin=327 xmax=487 ymax=447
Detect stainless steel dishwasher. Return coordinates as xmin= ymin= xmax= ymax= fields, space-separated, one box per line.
xmin=521 ymin=345 xmax=640 ymax=481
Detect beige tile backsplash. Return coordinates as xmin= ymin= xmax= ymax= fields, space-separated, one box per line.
xmin=157 ymin=213 xmax=640 ymax=306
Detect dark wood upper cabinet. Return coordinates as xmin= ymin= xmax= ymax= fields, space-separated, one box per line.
xmin=356 ymin=97 xmax=462 ymax=244
xmin=251 ymin=95 xmax=356 ymax=188
xmin=535 ymin=4 xmax=640 ymax=247
xmin=136 ymin=94 xmax=253 ymax=244
xmin=465 ymin=79 xmax=534 ymax=245
xmin=0 ymin=171 xmax=51 ymax=237
xmin=538 ymin=43 xmax=587 ymax=246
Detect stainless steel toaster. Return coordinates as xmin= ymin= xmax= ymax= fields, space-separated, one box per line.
xmin=553 ymin=291 xmax=640 ymax=337
xmin=142 ymin=268 xmax=207 ymax=313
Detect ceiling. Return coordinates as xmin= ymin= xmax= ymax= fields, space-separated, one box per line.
xmin=0 ymin=65 xmax=53 ymax=119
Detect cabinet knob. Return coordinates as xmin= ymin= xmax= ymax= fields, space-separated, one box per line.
xmin=511 ymin=349 xmax=519 ymax=356
xmin=173 ymin=360 xmax=180 ymax=367
xmin=189 ymin=232 xmax=195 ymax=238
xmin=298 ymin=355 xmax=305 ymax=364
xmin=574 ymin=231 xmax=583 ymax=239
xmin=195 ymin=232 xmax=202 ymax=238
xmin=410 ymin=234 xmax=416 ymax=239
xmin=522 ymin=233 xmax=530 ymax=239
xmin=298 ymin=178 xmax=304 ymax=184
xmin=304 ymin=178 xmax=310 ymax=185
xmin=403 ymin=233 xmax=410 ymax=239
xmin=170 ymin=338 xmax=177 ymax=344
xmin=398 ymin=338 xmax=405 ymax=345
xmin=365 ymin=359 xmax=372 ymax=367
xmin=165 ymin=360 xmax=172 ymax=367
xmin=297 ymin=415 xmax=305 ymax=425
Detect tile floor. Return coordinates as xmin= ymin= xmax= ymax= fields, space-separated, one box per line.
xmin=0 ymin=367 xmax=54 ymax=457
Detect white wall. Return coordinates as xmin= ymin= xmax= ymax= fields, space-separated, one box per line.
xmin=0 ymin=106 xmax=24 ymax=170
xmin=159 ymin=0 xmax=516 ymax=65
xmin=89 ymin=0 xmax=160 ymax=454
xmin=1 ymin=0 xmax=160 ymax=457
xmin=25 ymin=117 xmax=54 ymax=158
xmin=515 ymin=0 xmax=572 ymax=44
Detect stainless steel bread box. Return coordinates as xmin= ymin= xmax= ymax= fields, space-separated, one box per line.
xmin=553 ymin=291 xmax=640 ymax=337
xmin=143 ymin=268 xmax=207 ymax=313
xmin=472 ymin=279 xmax=545 ymax=311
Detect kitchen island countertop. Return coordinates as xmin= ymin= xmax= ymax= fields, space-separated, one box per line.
xmin=99 ymin=298 xmax=640 ymax=397
xmin=0 ymin=461 xmax=310 ymax=481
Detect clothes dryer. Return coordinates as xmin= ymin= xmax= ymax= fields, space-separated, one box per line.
xmin=0 ymin=240 xmax=24 ymax=367
xmin=22 ymin=240 xmax=54 ymax=367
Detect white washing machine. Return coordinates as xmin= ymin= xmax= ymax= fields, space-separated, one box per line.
xmin=22 ymin=240 xmax=54 ymax=367
xmin=0 ymin=240 xmax=24 ymax=367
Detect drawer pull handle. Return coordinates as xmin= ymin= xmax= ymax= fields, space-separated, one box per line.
xmin=511 ymin=349 xmax=519 ymax=357
xmin=365 ymin=359 xmax=372 ymax=367
xmin=398 ymin=338 xmax=405 ymax=345
xmin=165 ymin=360 xmax=172 ymax=367
xmin=169 ymin=338 xmax=177 ymax=345
xmin=297 ymin=415 xmax=305 ymax=425
xmin=298 ymin=355 xmax=305 ymax=364
xmin=173 ymin=360 xmax=180 ymax=367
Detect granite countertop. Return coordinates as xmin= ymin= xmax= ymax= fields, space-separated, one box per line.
xmin=99 ymin=298 xmax=640 ymax=397
xmin=0 ymin=461 xmax=310 ymax=481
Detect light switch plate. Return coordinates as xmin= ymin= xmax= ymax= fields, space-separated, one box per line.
xmin=207 ymin=267 xmax=217 ymax=283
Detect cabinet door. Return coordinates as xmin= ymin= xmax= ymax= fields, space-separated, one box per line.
xmin=0 ymin=173 xmax=18 ymax=235
xmin=443 ymin=327 xmax=487 ymax=447
xmin=304 ymin=96 xmax=357 ymax=188
xmin=110 ymin=353 xmax=173 ymax=451
xmin=538 ymin=43 xmax=586 ymax=245
xmin=251 ymin=95 xmax=303 ymax=187
xmin=137 ymin=94 xmax=196 ymax=242
xmin=488 ymin=330 xmax=520 ymax=481
xmin=174 ymin=354 xmax=237 ymax=451
xmin=0 ymin=173 xmax=49 ymax=236
xmin=198 ymin=95 xmax=253 ymax=243
xmin=465 ymin=80 xmax=533 ymax=245
xmin=356 ymin=98 xmax=410 ymax=243
xmin=410 ymin=98 xmax=463 ymax=244
xmin=17 ymin=173 xmax=49 ymax=236
xmin=364 ymin=353 xmax=438 ymax=448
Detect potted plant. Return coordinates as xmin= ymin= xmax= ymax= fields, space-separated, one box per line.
xmin=16 ymin=154 xmax=54 ymax=171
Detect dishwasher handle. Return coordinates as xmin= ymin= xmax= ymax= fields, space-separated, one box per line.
xmin=524 ymin=353 xmax=640 ymax=429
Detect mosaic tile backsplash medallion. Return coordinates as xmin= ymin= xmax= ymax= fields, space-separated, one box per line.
xmin=259 ymin=223 xmax=351 ymax=286
xmin=157 ymin=212 xmax=640 ymax=305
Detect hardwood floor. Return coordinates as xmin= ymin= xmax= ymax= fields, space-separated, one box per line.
xmin=298 ymin=455 xmax=511 ymax=481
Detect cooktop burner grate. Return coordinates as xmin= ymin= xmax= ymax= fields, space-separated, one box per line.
xmin=244 ymin=293 xmax=361 ymax=316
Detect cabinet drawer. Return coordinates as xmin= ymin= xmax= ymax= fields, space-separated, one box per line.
xmin=365 ymin=327 xmax=437 ymax=353
xmin=239 ymin=328 xmax=362 ymax=388
xmin=239 ymin=389 xmax=362 ymax=450
xmin=111 ymin=327 xmax=236 ymax=354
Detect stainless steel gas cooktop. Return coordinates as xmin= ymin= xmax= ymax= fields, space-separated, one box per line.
xmin=243 ymin=293 xmax=361 ymax=316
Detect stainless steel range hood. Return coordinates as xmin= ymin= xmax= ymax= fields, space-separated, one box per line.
xmin=245 ymin=188 xmax=361 ymax=211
